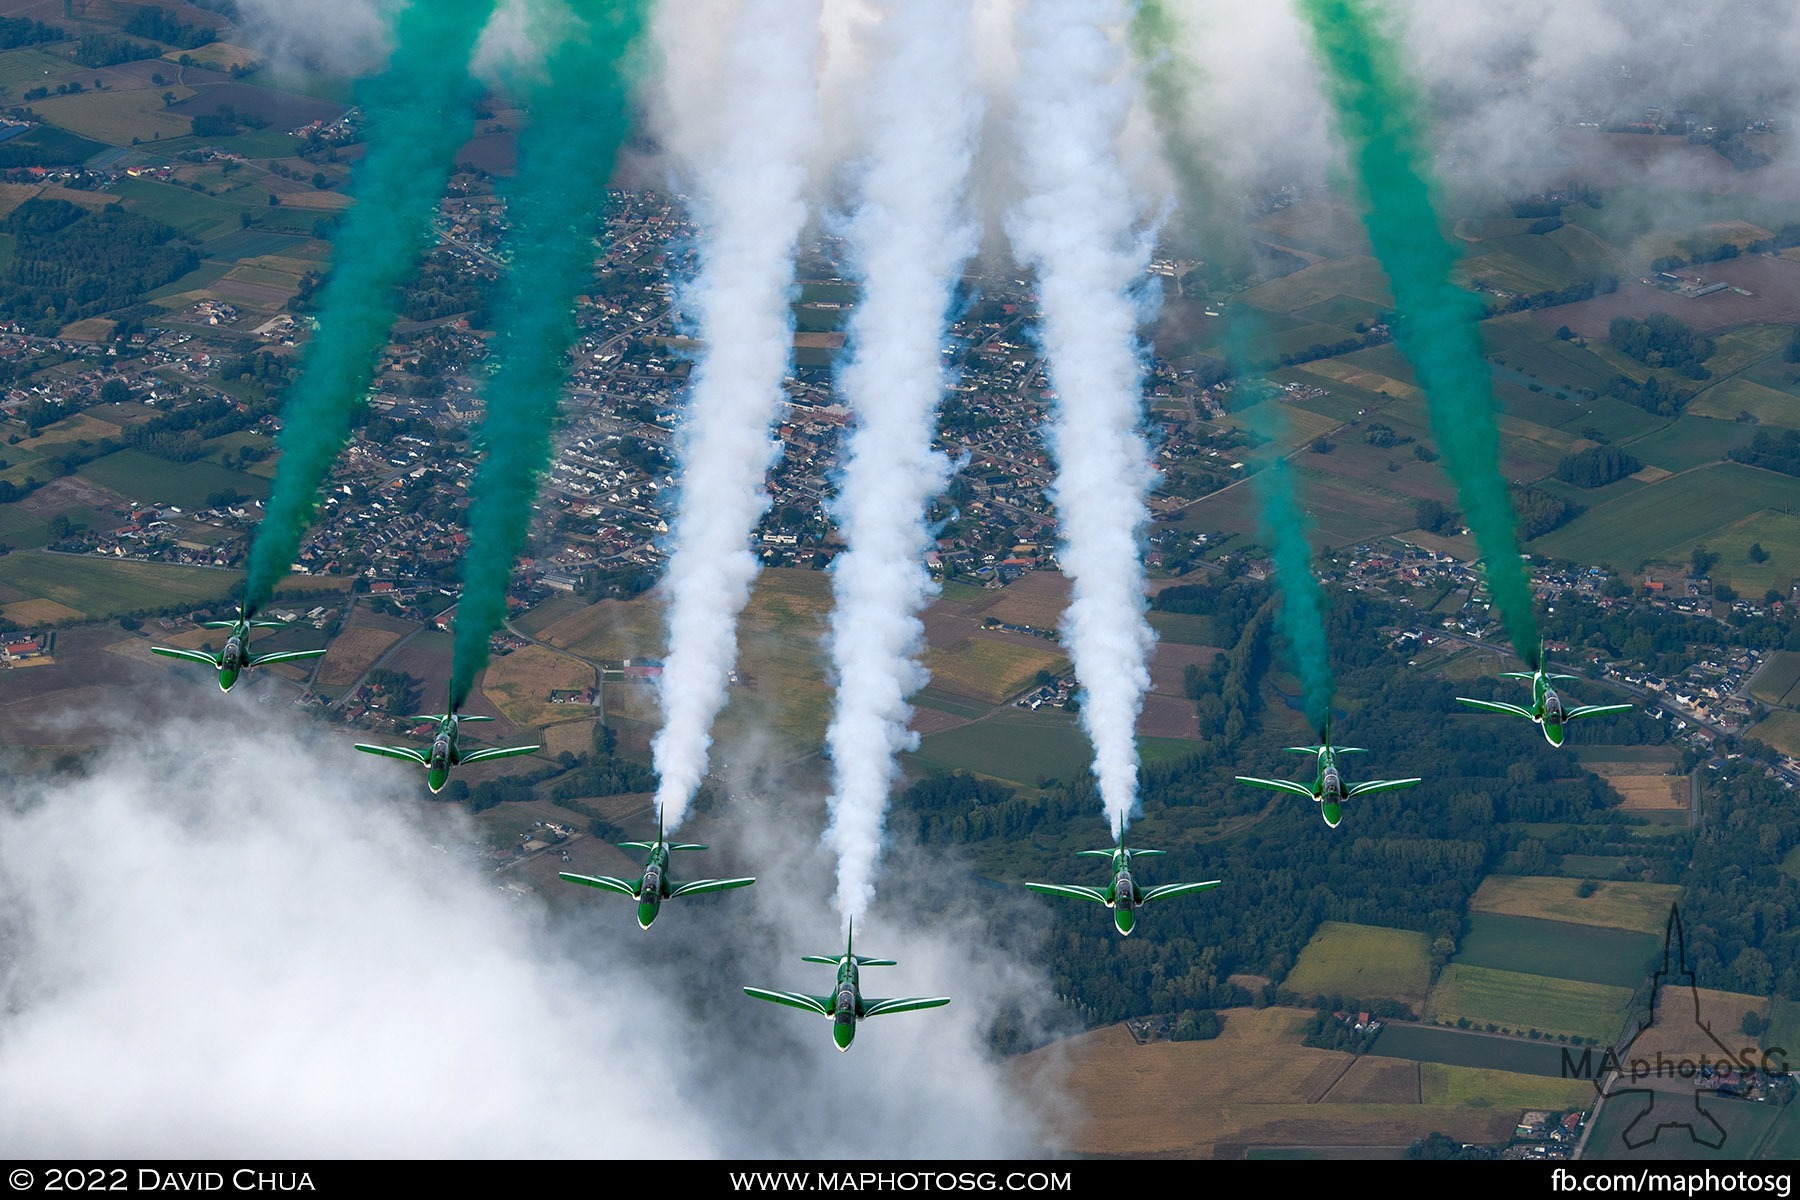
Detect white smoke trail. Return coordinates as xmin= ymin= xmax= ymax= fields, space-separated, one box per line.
xmin=1007 ymin=0 xmax=1156 ymax=840
xmin=823 ymin=0 xmax=982 ymax=925
xmin=651 ymin=0 xmax=823 ymax=831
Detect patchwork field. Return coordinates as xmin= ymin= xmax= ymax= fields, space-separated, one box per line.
xmin=535 ymin=594 xmax=663 ymax=662
xmin=1624 ymin=987 xmax=1770 ymax=1063
xmin=1606 ymin=775 xmax=1687 ymax=811
xmin=1319 ymin=1056 xmax=1419 ymax=1103
xmin=0 ymin=552 xmax=241 ymax=618
xmin=312 ymin=611 xmax=413 ymax=688
xmin=1469 ymin=875 xmax=1684 ymax=935
xmin=1424 ymin=963 xmax=1635 ymax=1042
xmin=1281 ymin=922 xmax=1433 ymax=1010
xmin=0 ymin=598 xmax=82 ymax=625
xmin=1455 ymin=913 xmax=1661 ymax=989
xmin=480 ymin=644 xmax=596 ymax=729
xmin=1533 ymin=463 xmax=1800 ymax=571
xmin=969 ymin=569 xmax=1069 ymax=630
xmin=921 ymin=635 xmax=1068 ymax=704
xmin=1012 ymin=1011 xmax=1529 ymax=1157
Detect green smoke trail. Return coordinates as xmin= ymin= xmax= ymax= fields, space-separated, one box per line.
xmin=448 ymin=3 xmax=646 ymax=711
xmin=1243 ymin=398 xmax=1334 ymax=734
xmin=1296 ymin=0 xmax=1540 ymax=663
xmin=243 ymin=3 xmax=492 ymax=614
xmin=1127 ymin=0 xmax=1245 ymax=282
xmin=1129 ymin=5 xmax=1335 ymax=728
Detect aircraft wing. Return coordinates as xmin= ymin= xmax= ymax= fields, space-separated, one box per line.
xmin=1234 ymin=775 xmax=1317 ymax=799
xmin=1455 ymin=697 xmax=1536 ymax=719
xmin=743 ymin=987 xmax=832 ymax=1017
xmin=458 ymin=744 xmax=540 ymax=764
xmin=249 ymin=649 xmax=328 ymax=666
xmin=151 ymin=646 xmax=220 ymax=667
xmin=1140 ymin=880 xmax=1223 ymax=904
xmin=1023 ymin=882 xmax=1109 ymax=904
xmin=1567 ymin=703 xmax=1633 ymax=721
xmin=863 ymin=996 xmax=951 ymax=1017
xmin=354 ymin=743 xmax=431 ymax=765
xmin=1347 ymin=777 xmax=1422 ymax=798
xmin=668 ymin=877 xmax=756 ymax=898
xmin=558 ymin=872 xmax=638 ymax=898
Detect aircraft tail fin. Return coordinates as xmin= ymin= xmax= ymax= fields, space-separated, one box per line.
xmin=666 ymin=842 xmax=708 ymax=852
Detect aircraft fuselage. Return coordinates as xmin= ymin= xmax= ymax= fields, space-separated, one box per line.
xmin=834 ymin=974 xmax=859 ymax=1050
xmin=636 ymin=846 xmax=670 ymax=928
xmin=1534 ymin=675 xmax=1568 ymax=745
xmin=1111 ymin=864 xmax=1138 ymax=935
xmin=427 ymin=727 xmax=454 ymax=793
xmin=217 ymin=632 xmax=246 ymax=691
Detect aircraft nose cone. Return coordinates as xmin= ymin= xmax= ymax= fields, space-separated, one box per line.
xmin=833 ymin=1022 xmax=855 ymax=1051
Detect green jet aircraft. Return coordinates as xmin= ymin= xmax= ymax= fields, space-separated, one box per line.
xmin=1024 ymin=842 xmax=1220 ymax=936
xmin=559 ymin=809 xmax=754 ymax=928
xmin=355 ymin=708 xmax=539 ymax=793
xmin=743 ymin=922 xmax=950 ymax=1052
xmin=1234 ymin=719 xmax=1421 ymax=827
xmin=1456 ymin=642 xmax=1632 ymax=747
xmin=151 ymin=608 xmax=326 ymax=692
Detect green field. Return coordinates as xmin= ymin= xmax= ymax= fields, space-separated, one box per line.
xmin=1585 ymin=1095 xmax=1780 ymax=1161
xmin=1705 ymin=324 xmax=1790 ymax=379
xmin=1418 ymin=1063 xmax=1593 ymax=1111
xmin=1459 ymin=232 xmax=1597 ymax=294
xmin=1690 ymin=377 xmax=1800 ymax=426
xmin=911 ymin=686 xmax=991 ymax=719
xmin=1368 ymin=1023 xmax=1575 ymax=1077
xmin=1470 ymin=875 xmax=1685 ymax=935
xmin=1238 ymin=256 xmax=1393 ymax=314
xmin=31 ymin=87 xmax=196 ymax=146
xmin=1748 ymin=710 xmax=1800 ymax=757
xmin=907 ymin=710 xmax=1193 ymax=789
xmin=1147 ymin=610 xmax=1217 ymax=646
xmin=1454 ymin=912 xmax=1660 ymax=989
xmin=1558 ymin=855 xmax=1633 ymax=880
xmin=80 ymin=450 xmax=269 ymax=509
xmin=112 ymin=175 xmax=318 ymax=243
xmin=0 ymin=551 xmax=241 ymax=618
xmin=1673 ymin=511 xmax=1800 ymax=598
xmin=1532 ymin=463 xmax=1800 ymax=571
xmin=1282 ymin=921 xmax=1432 ymax=1007
xmin=1424 ymin=963 xmax=1634 ymax=1042
xmin=1616 ymin=417 xmax=1758 ymax=474
xmin=0 ymin=48 xmax=81 ymax=91
xmin=1765 ymin=998 xmax=1800 ymax=1061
